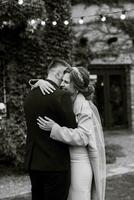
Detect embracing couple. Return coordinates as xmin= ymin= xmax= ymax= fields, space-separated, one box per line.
xmin=24 ymin=58 xmax=106 ymax=200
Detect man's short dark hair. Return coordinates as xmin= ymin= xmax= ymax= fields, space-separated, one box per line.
xmin=47 ymin=58 xmax=72 ymax=72
xmin=64 ymin=67 xmax=73 ymax=74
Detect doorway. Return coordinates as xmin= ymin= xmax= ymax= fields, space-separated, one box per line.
xmin=89 ymin=65 xmax=128 ymax=129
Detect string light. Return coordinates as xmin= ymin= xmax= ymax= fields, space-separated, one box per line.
xmin=27 ymin=19 xmax=37 ymax=30
xmin=52 ymin=21 xmax=57 ymax=26
xmin=18 ymin=0 xmax=23 ymax=5
xmin=64 ymin=20 xmax=69 ymax=25
xmin=72 ymin=8 xmax=134 ymax=23
xmin=100 ymin=15 xmax=106 ymax=22
xmin=30 ymin=19 xmax=36 ymax=25
xmin=78 ymin=17 xmax=84 ymax=24
xmin=41 ymin=21 xmax=46 ymax=26
xmin=120 ymin=10 xmax=126 ymax=20
xmin=3 ymin=21 xmax=8 ymax=25
xmin=15 ymin=1 xmax=134 ymax=23
xmin=1 ymin=7 xmax=134 ymax=29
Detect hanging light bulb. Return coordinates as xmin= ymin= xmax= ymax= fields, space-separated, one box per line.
xmin=64 ymin=20 xmax=69 ymax=25
xmin=100 ymin=15 xmax=106 ymax=22
xmin=120 ymin=10 xmax=126 ymax=20
xmin=30 ymin=19 xmax=36 ymax=25
xmin=28 ymin=19 xmax=37 ymax=30
xmin=52 ymin=21 xmax=57 ymax=26
xmin=41 ymin=21 xmax=46 ymax=26
xmin=3 ymin=21 xmax=8 ymax=25
xmin=18 ymin=0 xmax=23 ymax=5
xmin=79 ymin=17 xmax=84 ymax=24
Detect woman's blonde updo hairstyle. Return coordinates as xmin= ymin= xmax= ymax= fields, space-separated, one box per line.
xmin=70 ymin=67 xmax=91 ymax=97
xmin=64 ymin=66 xmax=95 ymax=100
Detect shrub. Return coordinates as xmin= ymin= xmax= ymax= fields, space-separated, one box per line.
xmin=0 ymin=117 xmax=26 ymax=169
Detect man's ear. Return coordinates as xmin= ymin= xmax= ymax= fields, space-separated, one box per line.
xmin=55 ymin=71 xmax=62 ymax=80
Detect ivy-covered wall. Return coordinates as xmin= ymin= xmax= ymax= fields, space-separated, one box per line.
xmin=0 ymin=0 xmax=74 ymax=168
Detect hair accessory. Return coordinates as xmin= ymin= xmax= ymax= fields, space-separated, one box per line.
xmin=72 ymin=67 xmax=84 ymax=83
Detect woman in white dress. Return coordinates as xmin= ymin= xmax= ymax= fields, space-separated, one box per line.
xmin=31 ymin=67 xmax=106 ymax=200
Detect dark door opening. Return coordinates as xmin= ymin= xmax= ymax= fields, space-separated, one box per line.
xmin=89 ymin=65 xmax=128 ymax=129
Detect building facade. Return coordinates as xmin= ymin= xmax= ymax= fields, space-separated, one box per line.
xmin=72 ymin=3 xmax=134 ymax=130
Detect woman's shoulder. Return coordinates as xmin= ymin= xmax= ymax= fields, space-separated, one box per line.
xmin=81 ymin=99 xmax=92 ymax=116
xmin=73 ymin=93 xmax=92 ymax=116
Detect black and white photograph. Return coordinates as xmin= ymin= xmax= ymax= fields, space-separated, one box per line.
xmin=0 ymin=0 xmax=134 ymax=200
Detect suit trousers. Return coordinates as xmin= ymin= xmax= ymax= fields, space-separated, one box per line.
xmin=29 ymin=170 xmax=70 ymax=200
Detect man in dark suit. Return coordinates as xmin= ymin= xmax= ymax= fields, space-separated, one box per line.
xmin=24 ymin=59 xmax=76 ymax=200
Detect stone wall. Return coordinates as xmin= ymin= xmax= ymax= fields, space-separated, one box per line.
xmin=72 ymin=3 xmax=134 ymax=131
xmin=130 ymin=65 xmax=134 ymax=130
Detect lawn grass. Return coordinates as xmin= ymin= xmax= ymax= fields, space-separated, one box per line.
xmin=105 ymin=143 xmax=125 ymax=164
xmin=106 ymin=172 xmax=134 ymax=200
xmin=2 ymin=173 xmax=134 ymax=200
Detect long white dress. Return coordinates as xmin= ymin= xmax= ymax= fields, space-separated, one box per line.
xmin=67 ymin=146 xmax=93 ymax=200
xmin=50 ymin=93 xmax=106 ymax=200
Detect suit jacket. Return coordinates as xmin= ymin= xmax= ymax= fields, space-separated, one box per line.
xmin=24 ymin=80 xmax=76 ymax=171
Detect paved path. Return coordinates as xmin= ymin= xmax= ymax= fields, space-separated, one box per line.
xmin=0 ymin=130 xmax=134 ymax=199
xmin=105 ymin=130 xmax=134 ymax=177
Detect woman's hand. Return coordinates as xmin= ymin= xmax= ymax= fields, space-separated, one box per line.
xmin=37 ymin=116 xmax=56 ymax=131
xmin=29 ymin=79 xmax=56 ymax=95
xmin=29 ymin=79 xmax=40 ymax=90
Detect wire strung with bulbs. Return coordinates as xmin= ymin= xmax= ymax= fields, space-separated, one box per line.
xmin=29 ymin=9 xmax=132 ymax=28
xmin=28 ymin=8 xmax=134 ymax=28
xmin=99 ymin=10 xmax=127 ymax=22
xmin=0 ymin=0 xmax=133 ymax=29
